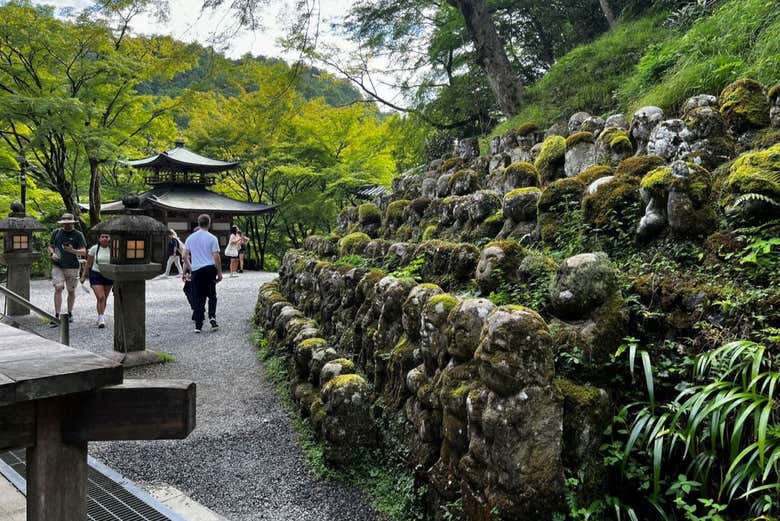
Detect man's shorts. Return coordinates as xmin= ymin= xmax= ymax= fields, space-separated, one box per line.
xmin=51 ymin=265 xmax=80 ymax=291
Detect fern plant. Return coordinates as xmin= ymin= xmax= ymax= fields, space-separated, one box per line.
xmin=733 ymin=192 xmax=780 ymax=209
xmin=734 ymin=171 xmax=780 ymax=204
xmin=619 ymin=340 xmax=780 ymax=517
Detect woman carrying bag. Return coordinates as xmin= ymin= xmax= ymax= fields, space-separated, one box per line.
xmin=225 ymin=225 xmax=241 ymax=277
xmin=80 ymin=233 xmax=113 ymax=329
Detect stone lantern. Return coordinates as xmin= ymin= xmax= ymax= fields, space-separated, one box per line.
xmin=0 ymin=201 xmax=46 ymax=316
xmin=91 ymin=196 xmax=167 ymax=366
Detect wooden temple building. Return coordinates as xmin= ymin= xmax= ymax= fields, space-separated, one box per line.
xmin=88 ymin=141 xmax=276 ymax=263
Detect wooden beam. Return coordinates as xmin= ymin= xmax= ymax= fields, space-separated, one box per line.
xmin=0 ymin=402 xmax=34 ymax=451
xmin=27 ymin=397 xmax=88 ymax=521
xmin=63 ymin=379 xmax=196 ymax=442
xmin=0 ymin=323 xmax=122 ymax=407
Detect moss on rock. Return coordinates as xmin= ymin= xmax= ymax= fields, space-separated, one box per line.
xmin=504 ymin=161 xmax=541 ymax=188
xmin=615 ymin=155 xmax=666 ymax=180
xmin=581 ymin=176 xmax=642 ymax=233
xmin=358 ymin=203 xmax=382 ymax=226
xmin=538 ymin=178 xmax=586 ymax=212
xmin=448 ymin=169 xmax=480 ymax=195
xmin=768 ymin=83 xmax=780 ymax=101
xmin=577 ymin=165 xmax=614 ymax=187
xmin=640 ymin=166 xmax=670 ymax=196
xmin=428 ymin=294 xmax=459 ymax=314
xmin=422 ymin=224 xmax=437 ymax=241
xmin=535 ymin=135 xmax=567 ymax=184
xmin=720 ymin=78 xmax=770 ymax=132
xmin=439 ymin=157 xmax=464 ymax=174
xmin=641 ymin=163 xmax=713 ymax=205
xmin=338 ymin=232 xmax=371 ymax=256
xmin=322 ymin=373 xmax=366 ymax=393
xmin=385 ymin=199 xmax=410 ymax=224
xmin=505 ymin=186 xmax=541 ymax=200
xmin=727 ymin=143 xmax=780 ymax=197
xmin=566 ymin=131 xmax=595 ymax=148
xmin=598 ymin=127 xmax=633 ymax=155
xmin=516 ymin=122 xmax=539 ymax=136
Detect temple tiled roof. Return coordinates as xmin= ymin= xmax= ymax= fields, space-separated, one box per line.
xmin=124 ymin=143 xmax=239 ymax=174
xmin=84 ymin=184 xmax=276 ymax=216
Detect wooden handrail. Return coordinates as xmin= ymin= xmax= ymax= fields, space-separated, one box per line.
xmin=0 ymin=284 xmax=68 ymax=345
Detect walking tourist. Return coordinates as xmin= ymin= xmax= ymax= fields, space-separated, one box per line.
xmin=180 ymin=243 xmax=195 ymax=313
xmin=225 ymin=225 xmax=242 ymax=277
xmin=183 ymin=214 xmax=222 ymax=333
xmin=164 ymin=229 xmax=184 ymax=276
xmin=80 ymin=233 xmax=113 ymax=328
xmin=237 ymin=229 xmax=249 ymax=273
xmin=47 ymin=212 xmax=87 ymax=326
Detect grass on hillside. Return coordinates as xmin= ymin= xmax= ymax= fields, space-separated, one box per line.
xmin=623 ymin=0 xmax=780 ymax=112
xmin=493 ymin=0 xmax=780 ymax=137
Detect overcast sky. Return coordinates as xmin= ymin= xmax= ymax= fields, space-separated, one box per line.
xmin=37 ymin=0 xmax=405 ymax=103
xmin=43 ymin=0 xmax=352 ymax=58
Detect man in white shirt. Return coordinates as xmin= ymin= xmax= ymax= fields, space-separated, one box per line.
xmin=183 ymin=214 xmax=223 ymax=332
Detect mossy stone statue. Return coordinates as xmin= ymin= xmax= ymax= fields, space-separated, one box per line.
xmin=720 ymin=78 xmax=770 ymax=133
xmin=549 ymin=252 xmax=618 ymax=319
xmin=535 ymin=135 xmax=567 ymax=184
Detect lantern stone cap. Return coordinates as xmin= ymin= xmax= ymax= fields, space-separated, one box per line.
xmin=90 ymin=197 xmax=168 ymax=235
xmin=0 ymin=201 xmax=47 ymax=232
xmin=91 ymin=214 xmax=168 ymax=235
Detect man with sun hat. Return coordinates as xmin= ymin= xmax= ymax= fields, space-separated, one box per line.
xmin=47 ymin=212 xmax=86 ymax=326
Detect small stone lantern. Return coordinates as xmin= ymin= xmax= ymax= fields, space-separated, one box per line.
xmin=0 ymin=201 xmax=46 ymax=316
xmin=91 ymin=196 xmax=167 ymax=366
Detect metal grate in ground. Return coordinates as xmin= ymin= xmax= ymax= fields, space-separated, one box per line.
xmin=0 ymin=450 xmax=185 ymax=521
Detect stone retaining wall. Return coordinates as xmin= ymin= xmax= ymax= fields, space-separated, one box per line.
xmin=255 ymin=249 xmax=614 ymax=520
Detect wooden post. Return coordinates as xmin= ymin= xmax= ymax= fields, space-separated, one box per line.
xmin=26 ymin=397 xmax=87 ymax=521
xmin=59 ymin=312 xmax=69 ymax=346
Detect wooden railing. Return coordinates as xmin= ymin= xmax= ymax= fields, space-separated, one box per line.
xmin=0 ymin=284 xmax=69 ymax=345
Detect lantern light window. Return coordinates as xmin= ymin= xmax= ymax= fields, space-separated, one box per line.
xmin=11 ymin=234 xmax=28 ymax=250
xmin=126 ymin=239 xmax=145 ymax=259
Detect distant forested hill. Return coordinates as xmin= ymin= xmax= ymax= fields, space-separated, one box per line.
xmin=138 ymin=47 xmax=362 ymax=107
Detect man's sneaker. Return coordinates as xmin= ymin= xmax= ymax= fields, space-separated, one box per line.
xmin=194 ymin=325 xmax=202 ymax=333
xmin=97 ymin=317 xmax=106 ymax=329
xmin=68 ymin=314 xmax=74 ymax=323
xmin=210 ymin=319 xmax=219 ymax=330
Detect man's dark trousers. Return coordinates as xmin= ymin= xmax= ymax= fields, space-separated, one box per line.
xmin=192 ymin=265 xmax=217 ymax=327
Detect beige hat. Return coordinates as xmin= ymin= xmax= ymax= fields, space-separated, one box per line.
xmin=57 ymin=213 xmax=77 ymax=224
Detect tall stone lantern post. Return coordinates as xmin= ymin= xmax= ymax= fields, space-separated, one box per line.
xmin=91 ymin=196 xmax=167 ymax=366
xmin=0 ymin=201 xmax=46 ymax=316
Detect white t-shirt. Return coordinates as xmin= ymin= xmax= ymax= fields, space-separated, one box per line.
xmin=88 ymin=244 xmax=111 ymax=274
xmin=185 ymin=229 xmax=219 ymax=271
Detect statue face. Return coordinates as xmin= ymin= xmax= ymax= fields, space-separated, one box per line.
xmin=449 ymin=299 xmax=494 ymax=361
xmin=476 ymin=246 xmax=505 ymax=279
xmin=420 ymin=303 xmax=447 ymax=361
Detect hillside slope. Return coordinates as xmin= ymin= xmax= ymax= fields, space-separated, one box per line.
xmin=494 ymin=0 xmax=780 ymax=136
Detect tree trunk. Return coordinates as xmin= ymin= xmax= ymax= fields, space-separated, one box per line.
xmin=599 ymin=0 xmax=616 ymax=29
xmin=57 ymin=179 xmax=83 ymax=229
xmin=447 ymin=0 xmax=523 ymax=117
xmin=88 ymin=158 xmax=102 ymax=227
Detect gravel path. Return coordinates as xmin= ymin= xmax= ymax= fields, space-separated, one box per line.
xmin=13 ymin=272 xmax=379 ymax=521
